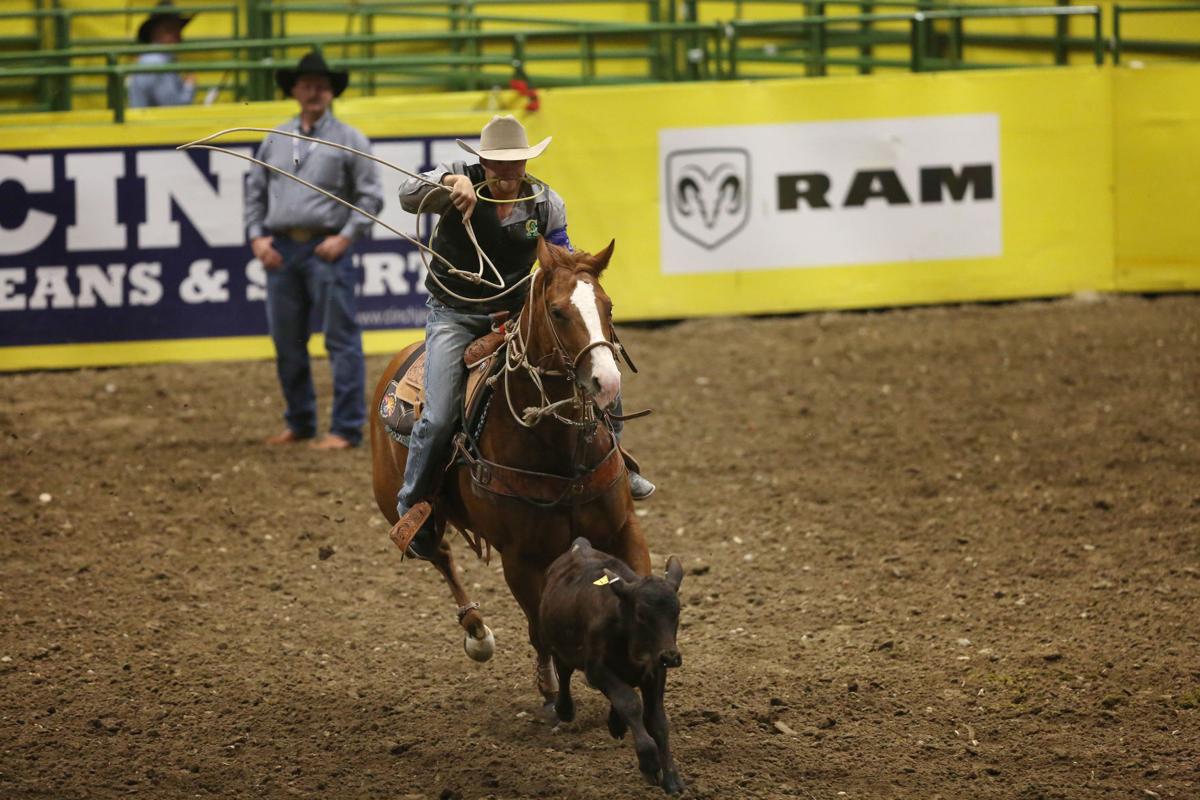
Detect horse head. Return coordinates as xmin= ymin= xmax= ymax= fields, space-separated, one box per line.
xmin=531 ymin=237 xmax=622 ymax=411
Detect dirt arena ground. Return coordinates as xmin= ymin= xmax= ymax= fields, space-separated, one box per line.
xmin=2 ymin=293 xmax=1198 ymax=800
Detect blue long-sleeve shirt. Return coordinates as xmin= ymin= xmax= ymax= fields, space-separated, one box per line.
xmin=127 ymin=52 xmax=195 ymax=108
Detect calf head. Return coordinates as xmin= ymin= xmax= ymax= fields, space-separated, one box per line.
xmin=608 ymin=556 xmax=685 ymax=669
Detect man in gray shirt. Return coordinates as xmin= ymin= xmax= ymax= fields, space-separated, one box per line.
xmin=128 ymin=1 xmax=196 ymax=109
xmin=244 ymin=51 xmax=383 ymax=450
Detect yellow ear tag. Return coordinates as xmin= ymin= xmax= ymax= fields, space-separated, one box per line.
xmin=593 ymin=574 xmax=621 ymax=586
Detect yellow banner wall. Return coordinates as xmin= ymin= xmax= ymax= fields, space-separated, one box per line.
xmin=529 ymin=67 xmax=1114 ymax=320
xmin=1 ymin=65 xmax=1197 ymax=371
xmin=1113 ymin=65 xmax=1200 ymax=290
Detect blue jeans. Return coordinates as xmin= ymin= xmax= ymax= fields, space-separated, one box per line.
xmin=265 ymin=236 xmax=365 ymax=445
xmin=397 ymin=298 xmax=493 ymax=514
xmin=396 ymin=298 xmax=630 ymax=516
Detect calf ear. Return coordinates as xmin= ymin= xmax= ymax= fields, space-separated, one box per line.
xmin=665 ymin=556 xmax=684 ymax=593
xmin=605 ymin=569 xmax=634 ymax=599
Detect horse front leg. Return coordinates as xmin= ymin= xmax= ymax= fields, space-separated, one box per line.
xmin=429 ymin=537 xmax=494 ymax=662
xmin=612 ymin=515 xmax=652 ymax=577
xmin=500 ymin=550 xmax=557 ymax=706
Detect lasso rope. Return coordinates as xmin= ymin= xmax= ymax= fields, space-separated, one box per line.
xmin=419 ymin=175 xmax=545 ymax=294
xmin=177 ymin=127 xmax=541 ymax=305
xmin=179 ymin=127 xmax=599 ymax=428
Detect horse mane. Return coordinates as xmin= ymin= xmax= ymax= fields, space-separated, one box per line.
xmin=538 ymin=237 xmax=615 ymax=277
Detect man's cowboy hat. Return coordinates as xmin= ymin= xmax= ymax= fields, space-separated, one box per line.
xmin=457 ymin=115 xmax=551 ymax=161
xmin=275 ymin=51 xmax=349 ymax=98
xmin=137 ymin=0 xmax=193 ymax=44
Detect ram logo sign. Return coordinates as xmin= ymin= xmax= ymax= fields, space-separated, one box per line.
xmin=659 ymin=114 xmax=1002 ymax=274
xmin=664 ymin=148 xmax=751 ymax=250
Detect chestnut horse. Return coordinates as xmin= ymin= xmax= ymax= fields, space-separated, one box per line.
xmin=369 ymin=238 xmax=651 ymax=704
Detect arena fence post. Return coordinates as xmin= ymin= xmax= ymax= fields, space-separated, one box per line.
xmin=52 ymin=6 xmax=70 ymax=111
xmin=365 ymin=9 xmax=376 ymax=96
xmin=1112 ymin=5 xmax=1122 ymax=64
xmin=105 ymin=54 xmax=124 ymax=124
xmin=808 ymin=3 xmax=827 ymax=77
xmin=859 ymin=1 xmax=875 ymax=75
xmin=1054 ymin=0 xmax=1070 ymax=65
xmin=724 ymin=20 xmax=734 ymax=77
xmin=909 ymin=12 xmax=926 ymax=72
xmin=952 ymin=15 xmax=965 ymax=66
xmin=648 ymin=0 xmax=664 ymax=80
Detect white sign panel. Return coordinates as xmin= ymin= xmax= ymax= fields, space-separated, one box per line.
xmin=659 ymin=114 xmax=1002 ymax=273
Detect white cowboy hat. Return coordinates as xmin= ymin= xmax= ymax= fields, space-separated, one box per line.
xmin=457 ymin=115 xmax=551 ymax=161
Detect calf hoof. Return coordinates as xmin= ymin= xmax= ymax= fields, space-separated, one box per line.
xmin=463 ymin=624 xmax=495 ymax=662
xmin=607 ymin=706 xmax=627 ymax=739
xmin=636 ymin=746 xmax=663 ymax=784
xmin=661 ymin=770 xmax=685 ymax=795
xmin=554 ymin=695 xmax=575 ymax=723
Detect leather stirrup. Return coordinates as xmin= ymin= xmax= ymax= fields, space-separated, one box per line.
xmin=389 ymin=501 xmax=433 ymax=554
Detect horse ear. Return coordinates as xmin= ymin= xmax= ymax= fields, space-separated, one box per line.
xmin=586 ymin=239 xmax=615 ymax=276
xmin=536 ymin=235 xmax=555 ymax=269
xmin=665 ymin=556 xmax=684 ymax=593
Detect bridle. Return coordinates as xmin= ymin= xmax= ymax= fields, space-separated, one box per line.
xmin=451 ymin=264 xmax=630 ymax=513
xmin=500 ymin=267 xmax=622 ymax=431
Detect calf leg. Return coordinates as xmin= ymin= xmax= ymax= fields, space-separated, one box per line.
xmin=607 ymin=705 xmax=628 ymax=739
xmin=586 ymin=663 xmax=660 ymax=785
xmin=553 ymin=656 xmax=575 ymax=723
xmin=642 ymin=668 xmax=683 ymax=795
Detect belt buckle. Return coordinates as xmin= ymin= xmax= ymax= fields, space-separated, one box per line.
xmin=290 ymin=228 xmax=314 ymax=243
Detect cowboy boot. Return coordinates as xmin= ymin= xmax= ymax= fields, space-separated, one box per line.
xmin=629 ymin=471 xmax=656 ymax=500
xmin=406 ymin=517 xmax=439 ymax=561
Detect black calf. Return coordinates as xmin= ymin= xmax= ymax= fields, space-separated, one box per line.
xmin=539 ymin=536 xmax=685 ymax=794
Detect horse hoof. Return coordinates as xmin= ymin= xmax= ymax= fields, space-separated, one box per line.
xmin=464 ymin=624 xmax=495 ymax=662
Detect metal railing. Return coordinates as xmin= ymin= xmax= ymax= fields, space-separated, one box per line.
xmin=2 ymin=1 xmax=1200 ymax=120
xmin=723 ymin=5 xmax=1104 ymax=78
xmin=0 ymin=2 xmax=242 ymax=113
xmin=1113 ymin=3 xmax=1200 ymax=64
xmin=0 ymin=22 xmax=725 ymax=121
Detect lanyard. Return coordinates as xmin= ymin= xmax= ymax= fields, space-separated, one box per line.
xmin=291 ymin=131 xmax=318 ymax=168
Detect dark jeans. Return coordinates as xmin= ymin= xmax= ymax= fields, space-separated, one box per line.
xmin=265 ymin=236 xmax=365 ymax=445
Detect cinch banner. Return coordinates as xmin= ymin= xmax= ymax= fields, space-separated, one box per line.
xmin=0 ymin=135 xmax=472 ymax=350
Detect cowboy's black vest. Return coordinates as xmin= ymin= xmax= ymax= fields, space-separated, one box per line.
xmin=425 ymin=164 xmax=549 ymax=315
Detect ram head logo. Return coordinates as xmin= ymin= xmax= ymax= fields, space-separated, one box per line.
xmin=665 ymin=148 xmax=751 ymax=250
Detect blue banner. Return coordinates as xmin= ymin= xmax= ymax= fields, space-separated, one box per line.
xmin=0 ymin=134 xmax=470 ymax=348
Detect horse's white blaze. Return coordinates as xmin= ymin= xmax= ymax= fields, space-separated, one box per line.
xmin=570 ymin=280 xmax=621 ymax=409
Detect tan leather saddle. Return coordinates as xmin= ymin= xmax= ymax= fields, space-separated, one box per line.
xmin=378 ymin=329 xmax=507 ymax=441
